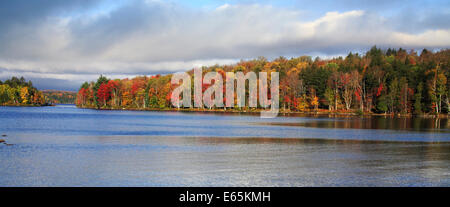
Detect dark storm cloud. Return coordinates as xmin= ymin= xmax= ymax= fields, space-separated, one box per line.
xmin=392 ymin=9 xmax=450 ymax=33
xmin=0 ymin=0 xmax=102 ymax=28
xmin=66 ymin=0 xmax=164 ymax=56
xmin=26 ymin=77 xmax=81 ymax=91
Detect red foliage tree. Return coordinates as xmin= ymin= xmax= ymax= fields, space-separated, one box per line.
xmin=77 ymin=88 xmax=87 ymax=106
xmin=97 ymin=83 xmax=112 ymax=106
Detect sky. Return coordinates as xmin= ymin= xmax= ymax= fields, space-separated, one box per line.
xmin=0 ymin=0 xmax=449 ymax=91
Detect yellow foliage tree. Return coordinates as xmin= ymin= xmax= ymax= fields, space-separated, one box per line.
xmin=295 ymin=97 xmax=309 ymax=111
xmin=311 ymin=96 xmax=319 ymax=111
xmin=121 ymin=91 xmax=132 ymax=107
xmin=296 ymin=61 xmax=308 ymax=71
xmin=20 ymin=87 xmax=29 ymax=104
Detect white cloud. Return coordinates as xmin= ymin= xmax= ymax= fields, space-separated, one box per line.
xmin=0 ymin=1 xmax=449 ymax=90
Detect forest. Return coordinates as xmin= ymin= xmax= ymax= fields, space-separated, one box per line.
xmin=0 ymin=77 xmax=46 ymax=106
xmin=76 ymin=47 xmax=450 ymax=115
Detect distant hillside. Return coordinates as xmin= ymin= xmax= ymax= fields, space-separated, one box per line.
xmin=42 ymin=90 xmax=76 ymax=104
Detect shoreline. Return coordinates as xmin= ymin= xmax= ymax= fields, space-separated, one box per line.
xmin=0 ymin=103 xmax=54 ymax=107
xmin=75 ymin=105 xmax=450 ymax=118
xmin=3 ymin=133 xmax=450 ymax=144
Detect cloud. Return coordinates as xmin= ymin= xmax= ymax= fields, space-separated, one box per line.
xmin=0 ymin=0 xmax=449 ymax=90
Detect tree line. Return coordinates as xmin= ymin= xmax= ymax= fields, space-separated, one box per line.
xmin=76 ymin=46 xmax=450 ymax=115
xmin=0 ymin=77 xmax=45 ymax=106
xmin=42 ymin=90 xmax=77 ymax=104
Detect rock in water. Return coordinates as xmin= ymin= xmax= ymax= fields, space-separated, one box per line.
xmin=0 ymin=139 xmax=5 ymax=143
xmin=1 ymin=134 xmax=6 ymax=137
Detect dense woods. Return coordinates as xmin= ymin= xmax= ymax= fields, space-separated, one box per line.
xmin=76 ymin=47 xmax=450 ymax=115
xmin=0 ymin=77 xmax=45 ymax=106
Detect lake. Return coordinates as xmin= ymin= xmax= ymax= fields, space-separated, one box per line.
xmin=0 ymin=105 xmax=449 ymax=186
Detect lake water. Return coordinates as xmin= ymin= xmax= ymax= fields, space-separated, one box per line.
xmin=0 ymin=105 xmax=449 ymax=186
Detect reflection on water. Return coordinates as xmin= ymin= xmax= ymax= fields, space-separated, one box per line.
xmin=264 ymin=116 xmax=450 ymax=133
xmin=1 ymin=136 xmax=449 ymax=186
xmin=0 ymin=105 xmax=449 ymax=186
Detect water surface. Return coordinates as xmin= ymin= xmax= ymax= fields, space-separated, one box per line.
xmin=0 ymin=105 xmax=449 ymax=186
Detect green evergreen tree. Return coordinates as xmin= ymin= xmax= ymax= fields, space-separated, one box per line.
xmin=414 ymin=82 xmax=423 ymax=114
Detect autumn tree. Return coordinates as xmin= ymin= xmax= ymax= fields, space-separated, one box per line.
xmin=73 ymin=47 xmax=450 ymax=115
xmin=93 ymin=75 xmax=109 ymax=107
xmin=387 ymin=78 xmax=400 ymax=113
xmin=414 ymin=82 xmax=423 ymax=114
xmin=0 ymin=77 xmax=44 ymax=106
xmin=340 ymin=71 xmax=360 ymax=110
xmin=97 ymin=82 xmax=112 ymax=107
